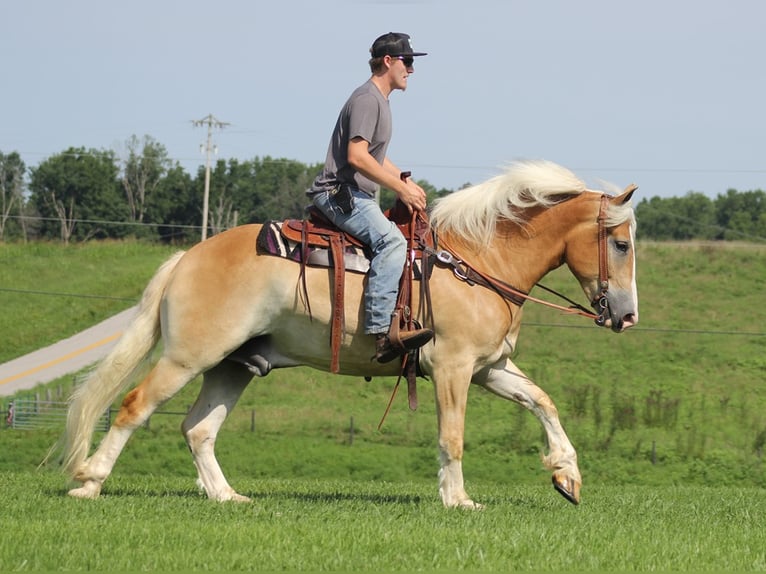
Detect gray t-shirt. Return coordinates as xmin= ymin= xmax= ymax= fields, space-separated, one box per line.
xmin=309 ymin=79 xmax=392 ymax=197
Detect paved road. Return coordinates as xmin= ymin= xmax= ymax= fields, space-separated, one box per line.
xmin=0 ymin=306 xmax=138 ymax=397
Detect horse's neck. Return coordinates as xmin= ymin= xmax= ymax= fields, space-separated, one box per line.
xmin=438 ymin=232 xmax=542 ymax=293
xmin=498 ymin=194 xmax=597 ymax=287
xmin=442 ymin=208 xmax=580 ymax=291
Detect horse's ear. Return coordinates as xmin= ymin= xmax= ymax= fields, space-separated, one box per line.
xmin=613 ymin=183 xmax=638 ymax=205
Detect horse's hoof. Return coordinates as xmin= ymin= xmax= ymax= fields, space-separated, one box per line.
xmin=450 ymin=499 xmax=484 ymax=510
xmin=552 ymin=474 xmax=580 ymax=505
xmin=67 ymin=481 xmax=101 ymax=499
xmin=215 ymin=488 xmax=252 ymax=503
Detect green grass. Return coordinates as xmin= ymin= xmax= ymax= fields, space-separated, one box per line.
xmin=0 ymin=240 xmax=178 ymax=363
xmin=1 ymin=239 xmax=766 ymax=570
xmin=1 ymin=470 xmax=764 ymax=571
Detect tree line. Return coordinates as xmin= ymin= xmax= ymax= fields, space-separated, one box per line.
xmin=1 ymin=137 xmax=764 ymax=243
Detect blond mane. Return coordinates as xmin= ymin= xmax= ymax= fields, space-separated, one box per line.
xmin=430 ymin=160 xmax=634 ymax=246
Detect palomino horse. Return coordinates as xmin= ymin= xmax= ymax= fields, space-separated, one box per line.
xmin=58 ymin=160 xmax=638 ymax=508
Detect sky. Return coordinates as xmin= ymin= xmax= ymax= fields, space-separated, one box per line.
xmin=2 ymin=0 xmax=764 ymax=200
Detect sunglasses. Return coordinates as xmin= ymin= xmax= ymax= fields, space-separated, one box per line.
xmin=394 ymin=56 xmax=414 ymax=67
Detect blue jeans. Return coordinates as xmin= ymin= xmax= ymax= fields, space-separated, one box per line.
xmin=311 ymin=188 xmax=406 ymax=335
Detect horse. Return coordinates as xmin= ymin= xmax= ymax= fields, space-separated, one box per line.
xmin=57 ymin=159 xmax=638 ymax=509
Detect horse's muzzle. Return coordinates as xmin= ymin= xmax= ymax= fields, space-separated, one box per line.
xmin=593 ymin=292 xmax=638 ymax=333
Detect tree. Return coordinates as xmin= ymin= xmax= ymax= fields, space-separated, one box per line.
xmin=635 ymin=192 xmax=716 ymax=240
xmin=207 ymin=159 xmax=238 ymax=236
xmin=0 ymin=151 xmax=26 ymax=242
xmin=249 ymin=157 xmax=320 ymax=222
xmin=714 ymin=188 xmax=766 ymax=241
xmin=28 ymin=147 xmax=125 ymax=242
xmin=148 ymin=164 xmax=196 ymax=244
xmin=198 ymin=157 xmax=322 ymax=228
xmin=119 ymin=135 xmax=171 ymax=228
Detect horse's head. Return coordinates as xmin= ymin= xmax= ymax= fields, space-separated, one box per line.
xmin=564 ymin=186 xmax=639 ymax=333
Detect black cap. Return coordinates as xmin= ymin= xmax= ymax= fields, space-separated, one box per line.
xmin=370 ymin=32 xmax=428 ymax=59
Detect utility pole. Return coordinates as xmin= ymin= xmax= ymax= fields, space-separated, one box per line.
xmin=192 ymin=114 xmax=230 ymax=241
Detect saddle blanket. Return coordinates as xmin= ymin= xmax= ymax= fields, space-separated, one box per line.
xmin=256 ymin=221 xmax=371 ymax=273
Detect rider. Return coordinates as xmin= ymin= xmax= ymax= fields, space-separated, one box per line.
xmin=308 ymin=32 xmax=433 ymax=363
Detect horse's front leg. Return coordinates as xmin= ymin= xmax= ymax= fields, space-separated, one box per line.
xmin=476 ymin=358 xmax=582 ymax=504
xmin=431 ymin=364 xmax=483 ymax=510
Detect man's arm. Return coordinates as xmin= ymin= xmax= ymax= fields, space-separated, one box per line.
xmin=347 ymin=137 xmax=426 ymax=212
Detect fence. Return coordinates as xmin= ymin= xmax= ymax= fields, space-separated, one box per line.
xmin=6 ymin=399 xmax=110 ymax=431
xmin=3 ymin=400 xmax=360 ymax=443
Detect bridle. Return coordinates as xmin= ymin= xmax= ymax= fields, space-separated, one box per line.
xmin=592 ymin=193 xmax=611 ymax=326
xmin=429 ymin=193 xmax=613 ymax=326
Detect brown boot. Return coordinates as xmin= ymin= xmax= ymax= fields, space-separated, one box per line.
xmin=373 ymin=328 xmax=434 ymax=364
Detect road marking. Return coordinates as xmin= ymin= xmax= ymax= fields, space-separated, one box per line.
xmin=0 ymin=332 xmax=122 ymax=387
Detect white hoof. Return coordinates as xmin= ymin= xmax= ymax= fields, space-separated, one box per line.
xmin=456 ymin=499 xmax=485 ymax=510
xmin=213 ymin=486 xmax=251 ymax=503
xmin=67 ymin=481 xmax=102 ymax=499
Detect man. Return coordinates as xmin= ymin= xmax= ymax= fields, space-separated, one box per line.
xmin=308 ymin=32 xmax=433 ymax=363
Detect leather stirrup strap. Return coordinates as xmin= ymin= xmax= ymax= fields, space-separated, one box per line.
xmin=386 ymin=307 xmax=404 ymax=352
xmin=300 ymin=222 xmax=312 ymax=320
xmin=328 ymin=235 xmax=345 ymax=373
xmin=404 ymin=210 xmax=418 ymax=410
xmin=418 ymin=246 xmax=435 ymax=336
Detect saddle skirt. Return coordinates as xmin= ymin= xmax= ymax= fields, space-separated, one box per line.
xmin=256 ymin=220 xmax=371 ymax=273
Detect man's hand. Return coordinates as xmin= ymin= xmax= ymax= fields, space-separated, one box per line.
xmin=397 ymin=176 xmax=427 ymax=213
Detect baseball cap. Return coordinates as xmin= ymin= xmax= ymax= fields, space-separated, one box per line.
xmin=370 ymin=32 xmax=428 ymax=58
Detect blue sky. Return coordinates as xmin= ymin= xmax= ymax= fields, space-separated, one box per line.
xmin=3 ymin=0 xmax=764 ymax=199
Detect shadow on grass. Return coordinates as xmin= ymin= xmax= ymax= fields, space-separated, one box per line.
xmin=251 ymin=490 xmax=424 ymax=506
xmin=45 ymin=484 xmax=424 ymax=506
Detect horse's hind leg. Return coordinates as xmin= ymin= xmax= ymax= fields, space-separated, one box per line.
xmin=68 ymin=357 xmax=198 ymax=499
xmin=182 ymin=360 xmax=253 ymax=502
xmin=476 ymin=358 xmax=582 ymax=504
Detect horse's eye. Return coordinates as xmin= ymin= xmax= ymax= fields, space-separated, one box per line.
xmin=614 ymin=240 xmax=630 ymax=254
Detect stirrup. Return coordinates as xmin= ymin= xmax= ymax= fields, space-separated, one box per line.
xmin=373 ymin=329 xmax=433 ymax=364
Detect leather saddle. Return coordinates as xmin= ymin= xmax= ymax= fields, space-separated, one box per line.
xmin=280 ymin=201 xmax=435 ymax=408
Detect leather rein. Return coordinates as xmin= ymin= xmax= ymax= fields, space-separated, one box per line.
xmin=426 ymin=194 xmax=612 ymax=326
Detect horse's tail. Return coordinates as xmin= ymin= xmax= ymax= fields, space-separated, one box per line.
xmin=58 ymin=250 xmax=186 ymax=479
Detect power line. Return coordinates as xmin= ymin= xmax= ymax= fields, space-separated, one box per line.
xmin=7 ymin=148 xmax=766 ymax=177
xmin=5 ymin=214 xmax=200 ymax=230
xmin=523 ymin=322 xmax=766 ymax=337
xmin=1 ymin=285 xmax=763 ymax=338
xmin=0 ymin=287 xmax=136 ymax=302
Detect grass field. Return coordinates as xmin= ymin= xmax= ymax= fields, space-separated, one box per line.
xmin=1 ymin=239 xmax=765 ymax=570
xmin=1 ymin=471 xmax=764 ymax=571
